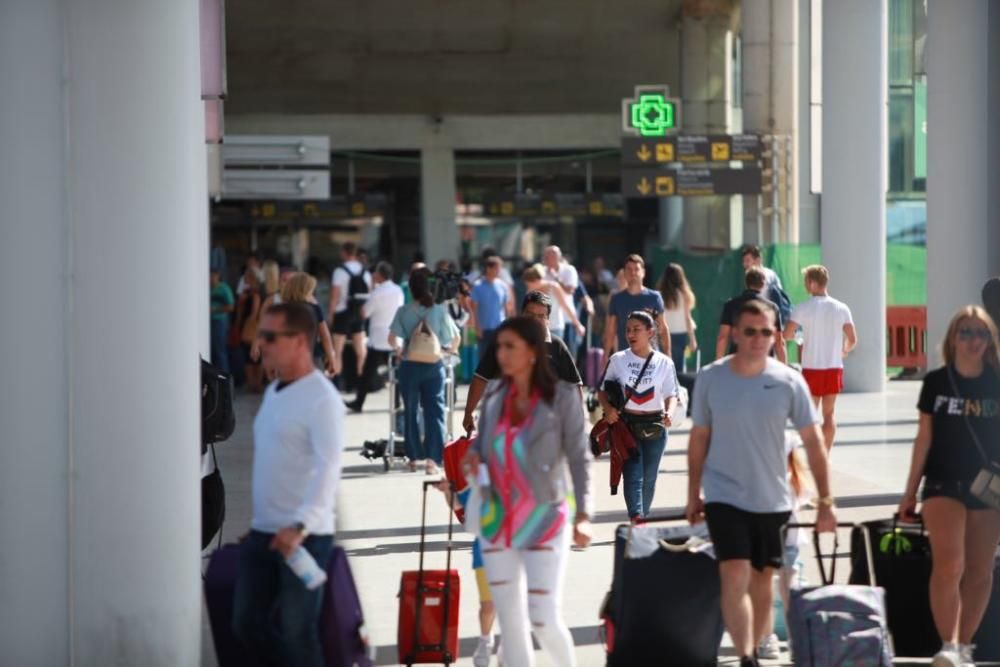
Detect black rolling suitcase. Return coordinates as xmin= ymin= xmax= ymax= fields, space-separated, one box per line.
xmin=599 ymin=513 xmax=724 ymax=666
xmin=973 ymin=550 xmax=1000 ymax=661
xmin=848 ymin=516 xmax=939 ymax=657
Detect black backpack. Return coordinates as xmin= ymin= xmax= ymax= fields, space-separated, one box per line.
xmin=344 ymin=265 xmax=370 ymax=317
xmin=201 ymin=358 xmax=235 ymax=448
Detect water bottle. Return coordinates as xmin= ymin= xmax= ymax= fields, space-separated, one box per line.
xmin=285 ymin=546 xmax=327 ymax=590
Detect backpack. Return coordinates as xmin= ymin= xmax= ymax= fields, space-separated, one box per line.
xmin=343 ymin=264 xmax=370 ymax=317
xmin=406 ymin=312 xmax=443 ymax=364
xmin=201 ymin=358 xmax=235 ymax=448
xmin=767 ymin=283 xmax=792 ymax=325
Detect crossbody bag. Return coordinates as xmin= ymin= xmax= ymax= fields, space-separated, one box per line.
xmin=621 ymin=353 xmax=665 ymax=441
xmin=946 ymin=366 xmax=1000 ymax=510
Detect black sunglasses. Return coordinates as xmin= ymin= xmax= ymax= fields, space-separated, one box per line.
xmin=957 ymin=327 xmax=991 ymax=341
xmin=741 ymin=327 xmax=774 ymax=338
xmin=256 ymin=329 xmax=300 ymax=343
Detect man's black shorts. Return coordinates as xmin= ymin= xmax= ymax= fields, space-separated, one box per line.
xmin=704 ymin=502 xmax=791 ymax=571
xmin=331 ymin=312 xmax=364 ymax=336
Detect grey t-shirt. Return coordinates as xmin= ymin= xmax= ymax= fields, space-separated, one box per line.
xmin=691 ymin=357 xmax=818 ymax=513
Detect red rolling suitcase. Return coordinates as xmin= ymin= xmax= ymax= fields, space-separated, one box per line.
xmin=398 ymin=480 xmax=460 ymax=666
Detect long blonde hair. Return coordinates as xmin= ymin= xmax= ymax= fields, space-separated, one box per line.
xmin=941 ymin=305 xmax=1000 ymax=371
xmin=280 ymin=272 xmax=317 ymax=303
xmin=261 ymin=260 xmax=280 ymax=296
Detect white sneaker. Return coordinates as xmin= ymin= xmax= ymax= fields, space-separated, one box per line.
xmin=472 ymin=635 xmax=493 ymax=667
xmin=758 ymin=633 xmax=781 ymax=660
xmin=932 ymin=649 xmax=963 ymax=667
xmin=960 ymin=643 xmax=977 ymax=667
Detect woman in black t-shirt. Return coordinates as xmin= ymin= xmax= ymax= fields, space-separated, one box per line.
xmin=898 ymin=305 xmax=1000 ymax=665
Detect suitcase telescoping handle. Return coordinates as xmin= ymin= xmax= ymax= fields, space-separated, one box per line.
xmin=785 ymin=522 xmax=877 ymax=587
xmin=636 ymin=510 xmax=689 ymax=524
xmin=413 ymin=480 xmax=456 ymax=663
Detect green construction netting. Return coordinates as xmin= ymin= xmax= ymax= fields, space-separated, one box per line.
xmin=649 ymin=243 xmax=927 ymax=365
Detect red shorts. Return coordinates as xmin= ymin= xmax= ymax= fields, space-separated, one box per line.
xmin=802 ymin=368 xmax=843 ymax=397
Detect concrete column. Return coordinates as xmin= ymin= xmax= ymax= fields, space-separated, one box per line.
xmin=822 ymin=0 xmax=887 ymax=392
xmin=0 ymin=1 xmax=204 ymax=664
xmin=797 ymin=0 xmax=821 ymax=244
xmin=742 ymin=0 xmax=799 ymax=243
xmin=420 ymin=146 xmax=460 ymax=266
xmin=927 ymin=0 xmax=995 ymax=363
xmin=680 ymin=10 xmax=739 ymax=249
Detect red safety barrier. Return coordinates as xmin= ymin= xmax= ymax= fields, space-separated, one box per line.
xmin=886 ymin=306 xmax=927 ymax=369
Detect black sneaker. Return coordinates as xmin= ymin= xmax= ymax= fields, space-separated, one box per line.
xmin=345 ymin=400 xmax=363 ymax=413
xmin=740 ymin=656 xmax=760 ymax=667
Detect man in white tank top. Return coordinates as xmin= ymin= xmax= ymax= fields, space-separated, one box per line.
xmin=782 ymin=264 xmax=857 ymax=453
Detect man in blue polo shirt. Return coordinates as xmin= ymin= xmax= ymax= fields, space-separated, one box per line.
xmin=469 ymin=256 xmax=512 ymax=358
xmin=604 ymin=254 xmax=671 ymax=356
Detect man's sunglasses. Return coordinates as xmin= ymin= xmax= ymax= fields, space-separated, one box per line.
xmin=957 ymin=327 xmax=991 ymax=341
xmin=741 ymin=327 xmax=774 ymax=338
xmin=256 ymin=329 xmax=300 ymax=343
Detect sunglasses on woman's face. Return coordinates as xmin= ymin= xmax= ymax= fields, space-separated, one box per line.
xmin=256 ymin=329 xmax=299 ymax=343
xmin=957 ymin=327 xmax=991 ymax=342
xmin=741 ymin=327 xmax=774 ymax=338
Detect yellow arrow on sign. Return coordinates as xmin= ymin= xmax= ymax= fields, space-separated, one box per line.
xmin=636 ymin=144 xmax=652 ymax=162
xmin=636 ymin=177 xmax=652 ymax=195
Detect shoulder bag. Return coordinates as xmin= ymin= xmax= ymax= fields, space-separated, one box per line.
xmin=946 ymin=366 xmax=1000 ymax=510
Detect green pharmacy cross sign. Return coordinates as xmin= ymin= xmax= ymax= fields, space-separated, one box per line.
xmin=622 ymin=85 xmax=681 ymax=137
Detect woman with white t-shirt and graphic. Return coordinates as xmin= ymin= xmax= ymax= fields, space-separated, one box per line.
xmin=598 ymin=310 xmax=679 ymax=522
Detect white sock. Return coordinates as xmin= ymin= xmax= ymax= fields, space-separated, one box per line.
xmin=942 ymin=641 xmax=960 ymax=652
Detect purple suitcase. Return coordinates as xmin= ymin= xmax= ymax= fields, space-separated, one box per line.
xmin=586 ymin=347 xmax=606 ymax=390
xmin=204 ymin=543 xmax=372 ymax=667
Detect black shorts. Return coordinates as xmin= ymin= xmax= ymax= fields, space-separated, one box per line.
xmin=922 ymin=478 xmax=991 ymax=511
xmin=331 ymin=312 xmax=363 ymax=336
xmin=704 ymin=502 xmax=791 ymax=571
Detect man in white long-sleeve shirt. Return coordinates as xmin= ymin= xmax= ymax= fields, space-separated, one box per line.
xmin=233 ymin=302 xmax=345 ymax=667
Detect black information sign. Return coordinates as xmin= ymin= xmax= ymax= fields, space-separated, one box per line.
xmin=621 ymin=134 xmax=762 ymax=167
xmin=482 ymin=192 xmax=624 ymax=218
xmin=622 ymin=167 xmax=762 ymax=198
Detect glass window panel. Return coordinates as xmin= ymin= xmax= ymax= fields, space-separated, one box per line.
xmin=888 ymin=91 xmax=914 ymax=194
xmin=889 ymin=0 xmax=914 ymax=85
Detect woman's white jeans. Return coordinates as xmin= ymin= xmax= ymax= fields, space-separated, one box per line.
xmin=481 ymin=527 xmax=575 ymax=667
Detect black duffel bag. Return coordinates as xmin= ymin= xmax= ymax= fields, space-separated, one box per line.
xmin=849 ymin=516 xmax=938 ymax=657
xmin=202 ymin=358 xmax=235 ymax=447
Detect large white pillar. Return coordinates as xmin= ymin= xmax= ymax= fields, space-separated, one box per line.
xmin=822 ymin=1 xmax=887 ymax=393
xmin=0 ymin=1 xmax=205 ymax=664
xmin=680 ymin=9 xmax=740 ymax=249
xmin=742 ymin=0 xmax=799 ymax=244
xmin=420 ymin=147 xmax=460 ymax=267
xmin=927 ymin=0 xmax=995 ymax=363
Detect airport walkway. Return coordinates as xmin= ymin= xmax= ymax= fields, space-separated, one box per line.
xmin=201 ymin=378 xmax=923 ymax=666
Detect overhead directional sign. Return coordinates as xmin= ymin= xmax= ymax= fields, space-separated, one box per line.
xmin=622 ymin=167 xmax=763 ymax=198
xmin=621 ymin=135 xmax=762 ymax=167
xmin=621 ymin=85 xmax=681 ymax=137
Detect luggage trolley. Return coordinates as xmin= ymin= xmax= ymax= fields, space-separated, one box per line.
xmin=442 ymin=352 xmax=460 ymax=442
xmin=383 ymin=355 xmax=408 ymax=472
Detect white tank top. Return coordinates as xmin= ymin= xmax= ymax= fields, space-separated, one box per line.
xmin=664 ymin=303 xmax=687 ymax=333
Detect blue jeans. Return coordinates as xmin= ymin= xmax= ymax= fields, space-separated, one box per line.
xmin=621 ymin=430 xmax=669 ymax=519
xmin=398 ymin=360 xmax=446 ymax=463
xmin=211 ymin=318 xmax=230 ymax=373
xmin=670 ymin=332 xmax=689 ymax=371
xmin=232 ymin=531 xmax=334 ymax=667
xmin=563 ymin=323 xmax=580 ymax=360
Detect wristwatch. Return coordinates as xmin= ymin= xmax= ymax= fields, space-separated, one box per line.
xmin=816 ymin=496 xmax=836 ymax=508
xmin=292 ymin=521 xmax=308 ymax=536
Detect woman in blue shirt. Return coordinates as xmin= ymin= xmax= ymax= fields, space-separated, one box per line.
xmin=389 ymin=267 xmax=460 ymax=472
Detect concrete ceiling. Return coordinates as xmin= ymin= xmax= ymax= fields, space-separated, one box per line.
xmin=225 ymin=0 xmax=684 ymax=115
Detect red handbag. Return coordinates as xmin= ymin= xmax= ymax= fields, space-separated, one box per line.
xmin=442 ymin=436 xmax=472 ymax=523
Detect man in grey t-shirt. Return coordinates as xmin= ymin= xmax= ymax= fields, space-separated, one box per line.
xmin=686 ymin=298 xmax=836 ymax=667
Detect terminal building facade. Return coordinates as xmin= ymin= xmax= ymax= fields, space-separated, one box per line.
xmin=0 ymin=0 xmax=998 ymax=663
